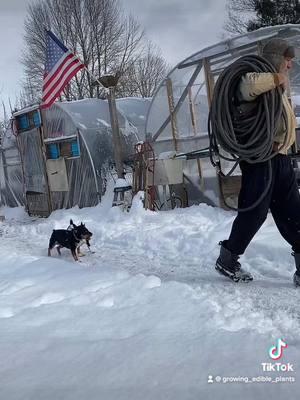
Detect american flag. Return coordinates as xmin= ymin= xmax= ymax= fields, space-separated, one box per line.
xmin=41 ymin=30 xmax=85 ymax=109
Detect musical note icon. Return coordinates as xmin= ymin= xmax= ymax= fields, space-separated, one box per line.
xmin=269 ymin=338 xmax=287 ymax=360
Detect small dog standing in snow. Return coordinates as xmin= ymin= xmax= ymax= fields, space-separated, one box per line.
xmin=48 ymin=221 xmax=93 ymax=261
xmin=67 ymin=219 xmax=93 ymax=256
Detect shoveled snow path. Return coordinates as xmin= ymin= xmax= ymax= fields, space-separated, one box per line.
xmin=2 ymin=201 xmax=299 ymax=330
xmin=0 ymin=198 xmax=300 ymax=399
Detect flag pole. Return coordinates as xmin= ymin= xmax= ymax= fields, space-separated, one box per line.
xmin=85 ymin=67 xmax=124 ymax=179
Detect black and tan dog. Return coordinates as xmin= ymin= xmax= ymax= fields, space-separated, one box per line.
xmin=67 ymin=219 xmax=92 ymax=256
xmin=48 ymin=221 xmax=93 ymax=261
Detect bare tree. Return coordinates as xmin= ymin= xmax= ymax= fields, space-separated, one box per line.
xmin=0 ymin=96 xmax=4 ymax=146
xmin=21 ymin=0 xmax=153 ymax=105
xmin=119 ymin=41 xmax=170 ymax=97
xmin=0 ymin=94 xmax=10 ymax=146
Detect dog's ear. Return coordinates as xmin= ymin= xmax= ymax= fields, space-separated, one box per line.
xmin=80 ymin=222 xmax=85 ymax=226
xmin=70 ymin=219 xmax=78 ymax=227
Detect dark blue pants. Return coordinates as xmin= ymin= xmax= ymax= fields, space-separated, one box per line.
xmin=226 ymin=154 xmax=300 ymax=255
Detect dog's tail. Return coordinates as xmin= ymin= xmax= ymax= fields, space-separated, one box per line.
xmin=48 ymin=231 xmax=56 ymax=255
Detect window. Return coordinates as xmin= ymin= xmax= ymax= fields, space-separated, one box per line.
xmin=45 ymin=137 xmax=80 ymax=160
xmin=16 ymin=110 xmax=41 ymax=132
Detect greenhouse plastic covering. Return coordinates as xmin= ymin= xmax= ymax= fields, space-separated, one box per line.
xmin=1 ymin=98 xmax=145 ymax=211
xmin=0 ymin=131 xmax=23 ymax=207
xmin=145 ymin=24 xmax=300 ymax=207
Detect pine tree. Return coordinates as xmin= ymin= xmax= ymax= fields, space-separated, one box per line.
xmin=225 ymin=0 xmax=300 ymax=34
xmin=248 ymin=0 xmax=300 ymax=31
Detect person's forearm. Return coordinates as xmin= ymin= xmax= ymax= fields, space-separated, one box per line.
xmin=239 ymin=72 xmax=284 ymax=101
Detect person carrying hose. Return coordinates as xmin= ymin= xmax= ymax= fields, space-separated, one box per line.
xmin=214 ymin=38 xmax=300 ymax=286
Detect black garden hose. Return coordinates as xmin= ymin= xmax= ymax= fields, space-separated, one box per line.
xmin=208 ymin=54 xmax=288 ymax=212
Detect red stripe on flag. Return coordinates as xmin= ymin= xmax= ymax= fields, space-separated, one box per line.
xmin=43 ymin=53 xmax=75 ymax=92
xmin=41 ymin=63 xmax=84 ymax=107
xmin=42 ymin=58 xmax=82 ymax=102
xmin=40 ymin=63 xmax=84 ymax=109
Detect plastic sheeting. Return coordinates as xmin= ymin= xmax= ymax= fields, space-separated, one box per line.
xmin=2 ymin=97 xmax=147 ymax=214
xmin=147 ymin=24 xmax=300 ymax=144
xmin=116 ymin=97 xmax=151 ymax=141
xmin=0 ymin=131 xmax=24 ymax=207
xmin=17 ymin=128 xmax=46 ymax=194
xmin=41 ymin=99 xmax=139 ymax=211
xmin=145 ymin=24 xmax=300 ymax=208
xmin=179 ymin=24 xmax=300 ymax=68
xmin=146 ymin=66 xmax=208 ymax=142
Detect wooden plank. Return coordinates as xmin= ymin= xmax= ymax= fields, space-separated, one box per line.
xmin=166 ymin=78 xmax=179 ymax=152
xmin=203 ymin=58 xmax=215 ymax=107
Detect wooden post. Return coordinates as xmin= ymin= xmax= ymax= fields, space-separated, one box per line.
xmin=39 ymin=121 xmax=53 ymax=215
xmin=188 ymin=86 xmax=197 ymax=136
xmin=203 ymin=58 xmax=215 ymax=107
xmin=95 ymin=74 xmax=124 ymax=179
xmin=188 ymin=86 xmax=204 ymax=187
xmin=107 ymin=86 xmax=124 ymax=179
xmin=166 ymin=78 xmax=179 ymax=152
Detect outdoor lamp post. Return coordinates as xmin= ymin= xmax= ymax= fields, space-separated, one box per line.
xmin=97 ymin=73 xmax=124 ymax=179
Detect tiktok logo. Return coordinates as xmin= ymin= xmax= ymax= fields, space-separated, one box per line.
xmin=262 ymin=339 xmax=292 ymax=372
xmin=269 ymin=338 xmax=287 ymax=360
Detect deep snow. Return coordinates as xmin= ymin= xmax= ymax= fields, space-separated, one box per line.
xmin=0 ymin=189 xmax=300 ymax=400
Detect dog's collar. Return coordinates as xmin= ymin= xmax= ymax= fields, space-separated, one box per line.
xmin=72 ymin=230 xmax=80 ymax=241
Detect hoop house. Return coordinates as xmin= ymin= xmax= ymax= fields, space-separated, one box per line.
xmin=12 ymin=99 xmax=138 ymax=216
xmin=146 ymin=24 xmax=300 ymax=208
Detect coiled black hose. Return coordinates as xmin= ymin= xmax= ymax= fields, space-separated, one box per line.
xmin=208 ymin=54 xmax=288 ymax=212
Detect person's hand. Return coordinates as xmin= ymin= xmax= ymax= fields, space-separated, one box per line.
xmin=276 ymin=73 xmax=288 ymax=90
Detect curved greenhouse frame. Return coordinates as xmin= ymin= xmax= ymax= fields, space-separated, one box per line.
xmin=146 ymin=24 xmax=300 ymax=208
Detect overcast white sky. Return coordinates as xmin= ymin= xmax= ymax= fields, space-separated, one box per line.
xmin=0 ymin=0 xmax=227 ymax=115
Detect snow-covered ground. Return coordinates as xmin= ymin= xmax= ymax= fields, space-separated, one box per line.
xmin=0 ymin=188 xmax=300 ymax=400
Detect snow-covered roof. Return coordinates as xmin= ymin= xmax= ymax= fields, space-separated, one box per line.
xmin=57 ymin=98 xmax=127 ymax=131
xmin=11 ymin=98 xmax=150 ymax=141
xmin=12 ymin=104 xmax=40 ymax=117
xmin=116 ymin=97 xmax=151 ymax=126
